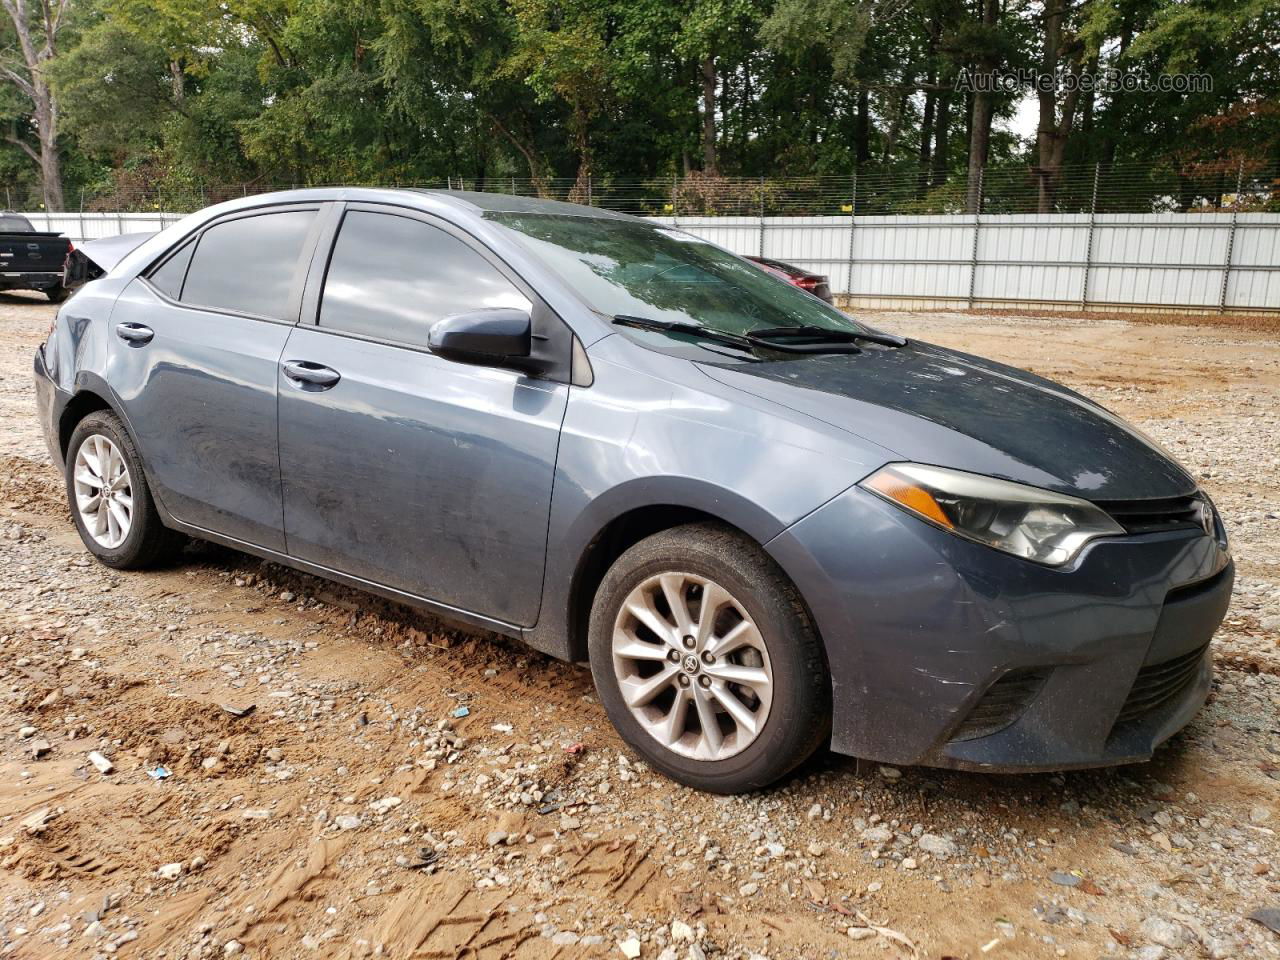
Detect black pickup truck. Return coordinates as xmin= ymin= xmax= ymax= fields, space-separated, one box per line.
xmin=0 ymin=211 xmax=72 ymax=302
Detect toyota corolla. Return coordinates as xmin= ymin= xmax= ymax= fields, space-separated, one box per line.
xmin=34 ymin=189 xmax=1233 ymax=793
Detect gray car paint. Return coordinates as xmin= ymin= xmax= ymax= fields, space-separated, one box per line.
xmin=33 ymin=187 xmax=1232 ymax=773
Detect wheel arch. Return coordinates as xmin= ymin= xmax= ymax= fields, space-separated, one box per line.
xmin=58 ymin=386 xmax=118 ymax=458
xmin=529 ymin=476 xmax=824 ymax=665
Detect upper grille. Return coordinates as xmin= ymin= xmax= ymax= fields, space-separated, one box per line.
xmin=951 ymin=667 xmax=1049 ymax=742
xmin=1095 ymin=494 xmax=1207 ymax=536
xmin=1115 ymin=645 xmax=1208 ymax=725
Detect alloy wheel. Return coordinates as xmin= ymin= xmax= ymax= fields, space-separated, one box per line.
xmin=611 ymin=572 xmax=773 ymax=760
xmin=73 ymin=434 xmax=133 ymax=549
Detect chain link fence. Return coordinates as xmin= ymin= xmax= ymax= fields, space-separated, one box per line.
xmin=4 ymin=161 xmax=1278 ymax=217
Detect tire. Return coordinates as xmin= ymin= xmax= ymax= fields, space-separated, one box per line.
xmin=65 ymin=410 xmax=183 ymax=568
xmin=45 ymin=286 xmax=70 ymax=303
xmin=588 ymin=522 xmax=831 ymax=794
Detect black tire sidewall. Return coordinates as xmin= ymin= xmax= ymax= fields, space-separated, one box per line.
xmin=588 ymin=525 xmax=830 ymax=793
xmin=65 ymin=411 xmax=165 ymax=568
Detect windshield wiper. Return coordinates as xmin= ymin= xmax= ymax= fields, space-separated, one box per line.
xmin=612 ymin=315 xmax=865 ymax=354
xmin=748 ymin=324 xmax=908 ymax=348
xmin=613 ymin=315 xmax=762 ymax=353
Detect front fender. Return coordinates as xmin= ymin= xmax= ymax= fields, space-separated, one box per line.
xmin=522 ymin=341 xmax=894 ymax=660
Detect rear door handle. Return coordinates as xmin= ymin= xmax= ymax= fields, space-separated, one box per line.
xmin=282 ymin=359 xmax=341 ymax=389
xmin=115 ymin=322 xmax=154 ymax=345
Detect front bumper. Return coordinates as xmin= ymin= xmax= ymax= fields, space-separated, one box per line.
xmin=767 ymin=485 xmax=1233 ymax=772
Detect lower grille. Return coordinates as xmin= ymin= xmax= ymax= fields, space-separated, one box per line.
xmin=1116 ymin=645 xmax=1207 ymax=724
xmin=951 ymin=668 xmax=1049 ymax=742
xmin=1095 ymin=494 xmax=1207 ymax=536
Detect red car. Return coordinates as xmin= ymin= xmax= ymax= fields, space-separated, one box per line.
xmin=746 ymin=255 xmax=833 ymax=304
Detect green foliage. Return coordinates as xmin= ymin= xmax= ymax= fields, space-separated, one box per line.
xmin=3 ymin=0 xmax=1275 ymax=203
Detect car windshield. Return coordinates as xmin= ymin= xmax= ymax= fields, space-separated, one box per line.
xmin=486 ymin=213 xmax=863 ymax=341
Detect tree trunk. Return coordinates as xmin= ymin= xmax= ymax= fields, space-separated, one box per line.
xmin=917 ymin=79 xmax=936 ymax=198
xmin=854 ymin=89 xmax=870 ymax=167
xmin=965 ymin=0 xmax=1000 ymax=214
xmin=567 ymin=107 xmax=592 ymax=204
xmin=1034 ymin=2 xmax=1083 ymax=213
xmin=932 ymin=82 xmax=952 ymax=188
xmin=1 ymin=0 xmax=68 ymax=210
xmin=700 ymin=53 xmax=718 ymax=175
xmin=169 ymin=60 xmax=185 ymax=103
xmin=487 ymin=113 xmax=552 ymax=198
xmin=881 ymin=71 xmax=916 ymax=163
xmin=1098 ymin=20 xmax=1132 ymax=175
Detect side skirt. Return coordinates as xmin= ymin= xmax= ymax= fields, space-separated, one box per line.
xmin=163 ymin=517 xmax=534 ymax=645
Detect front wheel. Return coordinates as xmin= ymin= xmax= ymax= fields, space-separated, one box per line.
xmin=65 ymin=410 xmax=183 ymax=568
xmin=588 ymin=523 xmax=831 ymax=794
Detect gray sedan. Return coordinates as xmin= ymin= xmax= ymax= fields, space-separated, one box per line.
xmin=34 ymin=189 xmax=1233 ymax=793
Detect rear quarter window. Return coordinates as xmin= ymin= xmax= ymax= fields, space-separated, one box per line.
xmin=147 ymin=241 xmax=195 ymax=300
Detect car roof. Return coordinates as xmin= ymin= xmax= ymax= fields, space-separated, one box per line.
xmin=412 ymin=189 xmax=637 ymax=221
xmin=185 ymin=187 xmax=643 ymax=227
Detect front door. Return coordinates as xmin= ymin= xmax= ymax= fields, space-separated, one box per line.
xmin=107 ymin=205 xmax=323 ymax=550
xmin=277 ymin=207 xmax=568 ymax=626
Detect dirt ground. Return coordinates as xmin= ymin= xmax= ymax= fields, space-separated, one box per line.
xmin=1 ymin=292 xmax=1278 ymax=960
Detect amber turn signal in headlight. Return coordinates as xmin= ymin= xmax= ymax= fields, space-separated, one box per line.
xmin=861 ymin=463 xmax=1124 ymax=566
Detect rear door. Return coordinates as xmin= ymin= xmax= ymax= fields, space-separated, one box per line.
xmin=277 ymin=205 xmax=569 ymax=626
xmin=108 ymin=203 xmax=329 ymax=550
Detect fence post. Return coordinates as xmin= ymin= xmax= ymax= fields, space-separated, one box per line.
xmin=78 ymin=189 xmax=85 ymax=244
xmin=671 ymin=174 xmax=678 ymax=227
xmin=1079 ymin=162 xmax=1100 ymax=309
xmin=1218 ymin=160 xmax=1244 ymax=313
xmin=966 ymin=166 xmax=984 ymax=307
xmin=587 ymin=174 xmax=593 ymax=206
xmin=846 ymin=173 xmax=857 ymax=298
xmin=758 ymin=176 xmax=766 ymax=257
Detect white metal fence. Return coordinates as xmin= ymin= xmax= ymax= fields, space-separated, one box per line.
xmin=19 ymin=209 xmax=1280 ymax=314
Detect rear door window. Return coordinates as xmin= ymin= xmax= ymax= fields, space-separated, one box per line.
xmin=318 ymin=210 xmax=530 ymax=349
xmin=180 ymin=210 xmax=317 ymax=319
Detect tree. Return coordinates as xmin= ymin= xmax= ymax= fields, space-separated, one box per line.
xmin=1032 ymin=0 xmax=1086 ymax=211
xmin=504 ymin=0 xmax=612 ymax=200
xmin=957 ymin=0 xmax=1003 ymax=212
xmin=47 ymin=19 xmax=175 ymax=162
xmin=1 ymin=0 xmax=70 ymax=209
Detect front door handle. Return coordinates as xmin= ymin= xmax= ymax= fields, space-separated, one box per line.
xmin=115 ymin=322 xmax=154 ymax=345
xmin=282 ymin=359 xmax=341 ymax=389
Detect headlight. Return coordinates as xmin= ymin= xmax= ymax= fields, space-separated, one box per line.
xmin=861 ymin=463 xmax=1124 ymax=566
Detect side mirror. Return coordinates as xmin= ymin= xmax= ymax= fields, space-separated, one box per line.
xmin=428 ymin=308 xmax=532 ymax=368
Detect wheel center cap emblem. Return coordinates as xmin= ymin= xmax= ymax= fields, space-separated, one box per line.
xmin=681 ymin=654 xmax=700 ymax=675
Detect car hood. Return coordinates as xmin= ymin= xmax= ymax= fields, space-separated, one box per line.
xmin=696 ymin=340 xmax=1197 ymax=501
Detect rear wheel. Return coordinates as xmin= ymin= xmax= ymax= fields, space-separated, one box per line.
xmin=65 ymin=410 xmax=182 ymax=568
xmin=588 ymin=523 xmax=831 ymax=793
xmin=45 ymin=286 xmax=70 ymax=303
